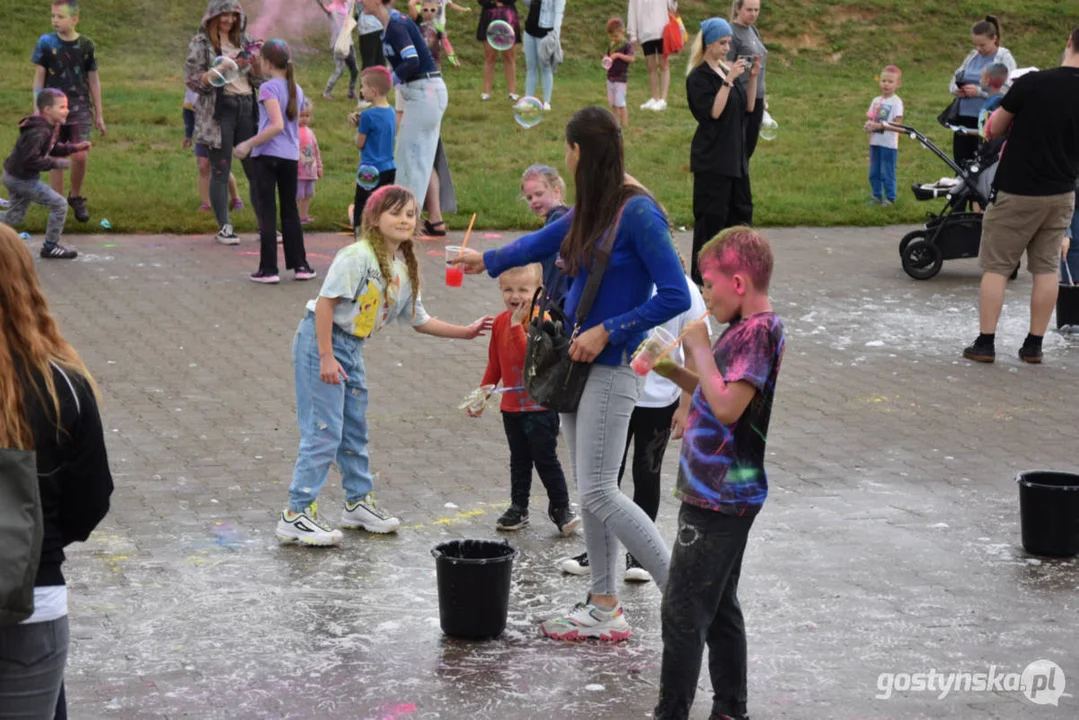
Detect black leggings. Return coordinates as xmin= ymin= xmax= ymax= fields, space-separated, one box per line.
xmin=208 ymin=94 xmax=259 ymax=228
xmin=352 ymin=169 xmax=397 ymax=228
xmin=616 ymin=399 xmax=680 ymax=521
xmin=692 ymin=172 xmax=753 ymax=284
xmin=952 ymin=115 xmax=980 ymax=166
xmin=252 ymin=155 xmax=308 ymax=274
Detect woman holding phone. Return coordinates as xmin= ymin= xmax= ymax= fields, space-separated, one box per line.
xmin=685 ymin=17 xmax=760 ymax=285
xmin=947 ymin=15 xmax=1016 ymax=165
xmin=728 ymin=0 xmax=768 ymax=159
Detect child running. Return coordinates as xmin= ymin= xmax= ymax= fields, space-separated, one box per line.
xmin=605 ymin=17 xmax=635 ymax=128
xmin=352 ymin=67 xmax=397 ymax=229
xmin=520 ymin=164 xmax=570 ymax=307
xmin=297 ymin=100 xmax=323 ymax=224
xmin=275 ymin=185 xmax=494 ymax=546
xmin=1 ymin=89 xmax=89 ymax=259
xmin=32 ymin=0 xmax=105 ymax=224
xmin=649 ymin=226 xmax=786 ymax=720
xmin=467 ymin=263 xmax=580 ymax=536
xmin=863 ymin=65 xmax=904 ymax=206
xmin=318 ymin=0 xmax=359 ymax=100
xmin=233 ymin=39 xmax=316 ymax=284
xmin=183 ymin=87 xmax=242 ymax=213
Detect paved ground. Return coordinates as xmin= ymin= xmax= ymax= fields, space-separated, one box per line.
xmin=32 ymin=223 xmax=1077 ymax=719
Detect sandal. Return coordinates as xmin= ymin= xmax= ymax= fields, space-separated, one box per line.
xmin=423 ymin=219 xmax=447 ymax=237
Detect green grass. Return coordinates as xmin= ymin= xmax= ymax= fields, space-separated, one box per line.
xmin=1 ymin=0 xmax=1077 ymax=234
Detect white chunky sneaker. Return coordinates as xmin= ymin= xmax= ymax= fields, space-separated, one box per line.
xmin=340 ymin=494 xmax=401 ymax=533
xmin=652 ymin=99 xmax=668 ymax=111
xmin=541 ymin=599 xmax=632 ymax=641
xmin=276 ymin=504 xmax=343 ymax=546
xmin=640 ymin=97 xmax=658 ymax=110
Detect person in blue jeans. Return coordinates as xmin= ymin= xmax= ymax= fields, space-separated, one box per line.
xmin=455 ymin=106 xmax=691 ymax=641
xmin=864 ymin=65 xmax=904 ymax=205
xmin=274 ymin=185 xmax=493 ymax=547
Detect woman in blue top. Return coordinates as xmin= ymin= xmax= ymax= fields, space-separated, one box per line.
xmin=456 ymin=106 xmax=691 ymax=641
xmin=947 ymin=15 xmax=1016 ymax=165
xmin=361 ymin=0 xmax=448 ymax=233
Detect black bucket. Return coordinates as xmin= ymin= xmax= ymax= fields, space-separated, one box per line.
xmin=1017 ymin=471 xmax=1079 ymax=557
xmin=431 ymin=539 xmax=518 ymax=639
xmin=1057 ymin=282 xmax=1079 ymax=329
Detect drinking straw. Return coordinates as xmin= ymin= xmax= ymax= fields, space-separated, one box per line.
xmin=652 ymin=311 xmax=712 ymax=365
xmin=456 ymin=213 xmax=477 ymax=258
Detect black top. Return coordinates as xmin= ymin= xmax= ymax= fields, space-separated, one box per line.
xmin=687 ymin=63 xmax=749 ymax=178
xmin=524 ymin=0 xmax=548 ymax=38
xmin=23 ymin=363 xmax=114 ymax=587
xmin=995 ymin=67 xmax=1079 ymax=197
xmin=3 ymin=116 xmax=79 ymax=181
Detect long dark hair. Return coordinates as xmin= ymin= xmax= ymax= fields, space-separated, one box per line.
xmin=260 ymin=39 xmax=298 ymax=121
xmin=972 ymin=15 xmax=1001 ymax=42
xmin=559 ymin=106 xmax=645 ymax=275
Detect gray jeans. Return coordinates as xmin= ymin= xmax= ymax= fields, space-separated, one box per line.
xmin=325 ymin=45 xmax=358 ymax=95
xmin=0 ymin=616 xmax=69 ymax=719
xmin=209 ymin=94 xmax=258 ymax=228
xmin=0 ymin=172 xmax=68 ymax=246
xmin=561 ymin=364 xmax=671 ymax=596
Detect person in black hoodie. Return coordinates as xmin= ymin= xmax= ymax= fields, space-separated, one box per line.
xmin=0 ymin=88 xmax=89 ymax=260
xmin=0 ymin=222 xmax=113 ymax=717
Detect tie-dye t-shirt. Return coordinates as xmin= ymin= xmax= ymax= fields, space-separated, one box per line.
xmin=31 ymin=33 xmax=98 ymax=124
xmin=676 ymin=312 xmax=786 ymax=516
xmin=306 ymin=240 xmax=431 ymax=338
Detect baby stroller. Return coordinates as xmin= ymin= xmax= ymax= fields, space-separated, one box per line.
xmin=888 ymin=122 xmax=1003 ymax=280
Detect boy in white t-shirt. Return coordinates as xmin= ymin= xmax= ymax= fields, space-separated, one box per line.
xmin=864 ymin=65 xmax=905 ymax=205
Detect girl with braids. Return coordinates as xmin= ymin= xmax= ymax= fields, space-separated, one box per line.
xmin=0 ymin=224 xmax=112 ymax=714
xmin=275 ymin=185 xmax=493 ymax=546
xmin=234 ymin=39 xmax=315 ymax=284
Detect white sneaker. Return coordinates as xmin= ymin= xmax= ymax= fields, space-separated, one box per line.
xmin=340 ymin=494 xmax=401 ymax=534
xmin=509 ymin=93 xmax=520 ymax=102
xmin=558 ymin=551 xmax=590 ymax=575
xmin=652 ymin=99 xmax=668 ymax=111
xmin=640 ymin=97 xmax=658 ymax=110
xmin=276 ymin=504 xmax=343 ymax=546
xmin=217 ymin=224 xmax=239 ymax=245
xmin=542 ymin=101 xmax=551 ymax=111
xmin=354 ymin=100 xmax=373 ymax=111
xmin=540 ymin=599 xmax=632 ymax=641
xmin=481 ymin=93 xmax=491 ymax=101
xmin=624 ymin=553 xmax=652 ymax=583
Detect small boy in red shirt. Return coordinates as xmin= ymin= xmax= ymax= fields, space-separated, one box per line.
xmin=468 ymin=263 xmax=580 ymax=536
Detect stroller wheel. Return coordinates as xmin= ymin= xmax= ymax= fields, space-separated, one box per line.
xmin=902 ymin=239 xmax=943 ymax=280
xmin=899 ymin=230 xmax=927 ymax=256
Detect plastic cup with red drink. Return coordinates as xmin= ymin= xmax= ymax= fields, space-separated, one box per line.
xmin=445 ymin=246 xmax=464 ymax=287
xmin=631 ymin=326 xmax=675 ymax=375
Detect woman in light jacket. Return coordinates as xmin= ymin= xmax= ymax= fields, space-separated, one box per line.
xmin=947 ymin=15 xmax=1016 ymax=165
xmin=728 ymin=0 xmax=768 ymax=159
xmin=521 ymin=0 xmax=565 ymax=110
xmin=628 ymin=0 xmax=678 ymax=112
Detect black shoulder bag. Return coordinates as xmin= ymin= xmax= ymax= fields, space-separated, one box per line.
xmin=522 ymin=204 xmax=625 ymax=413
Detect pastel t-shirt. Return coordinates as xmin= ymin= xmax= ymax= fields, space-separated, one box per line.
xmin=676 ymin=312 xmax=786 ymax=516
xmin=306 ymin=240 xmax=431 ymax=337
xmin=867 ymin=95 xmax=903 ymax=150
xmin=253 ymin=78 xmax=305 ymax=161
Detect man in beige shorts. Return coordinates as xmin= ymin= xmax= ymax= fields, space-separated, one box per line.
xmin=964 ymin=27 xmax=1079 ymax=364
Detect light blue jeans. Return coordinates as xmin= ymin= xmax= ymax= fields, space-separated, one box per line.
xmin=1 ymin=171 xmax=68 ymax=246
xmin=287 ymin=313 xmax=374 ymax=512
xmin=523 ymin=32 xmax=554 ymax=104
xmin=561 ymin=364 xmax=671 ymax=596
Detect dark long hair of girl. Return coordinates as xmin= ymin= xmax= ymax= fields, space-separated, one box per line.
xmin=559 ymin=106 xmax=647 ymax=276
xmin=260 ymin=39 xmax=298 ymax=121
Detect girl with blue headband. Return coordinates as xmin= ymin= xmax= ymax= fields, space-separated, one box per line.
xmin=683 ymin=17 xmax=760 ymax=285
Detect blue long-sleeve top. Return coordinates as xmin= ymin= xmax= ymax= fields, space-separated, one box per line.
xmin=484 ymin=194 xmax=691 ymax=366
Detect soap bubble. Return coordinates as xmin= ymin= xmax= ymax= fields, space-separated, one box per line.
xmin=602 ymin=56 xmax=613 ymax=70
xmin=513 ymin=96 xmax=544 ymax=129
xmin=486 ymin=20 xmax=515 ymax=52
xmin=357 ymin=165 xmax=380 ymax=191
xmin=209 ymin=56 xmax=240 ymax=87
xmin=760 ymin=110 xmax=779 ymax=141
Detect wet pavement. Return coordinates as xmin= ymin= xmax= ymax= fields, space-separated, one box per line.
xmin=35 ymin=224 xmax=1077 ymax=719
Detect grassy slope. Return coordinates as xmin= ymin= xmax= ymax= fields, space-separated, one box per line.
xmin=0 ymin=0 xmax=1076 ymax=234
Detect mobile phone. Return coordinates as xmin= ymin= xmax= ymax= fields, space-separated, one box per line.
xmin=738 ymin=55 xmax=754 ymax=65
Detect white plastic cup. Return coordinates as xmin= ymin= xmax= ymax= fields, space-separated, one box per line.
xmin=631 ymin=326 xmax=676 ymax=375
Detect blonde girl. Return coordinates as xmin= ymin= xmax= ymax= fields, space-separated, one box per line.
xmin=275 ymin=185 xmax=493 ymax=546
xmin=520 ymin=163 xmax=570 ymax=306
